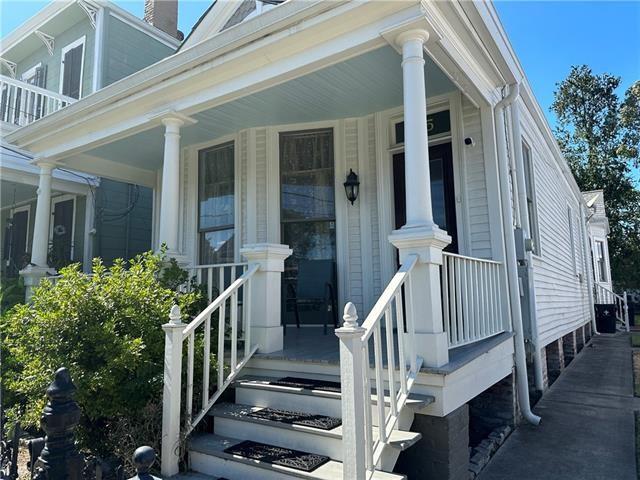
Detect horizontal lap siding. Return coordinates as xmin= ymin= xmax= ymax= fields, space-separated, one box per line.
xmin=255 ymin=128 xmax=268 ymax=243
xmin=462 ymin=98 xmax=492 ymax=258
xmin=345 ymin=119 xmax=363 ymax=313
xmin=528 ymin=135 xmax=590 ymax=347
xmin=368 ymin=116 xmax=382 ymax=299
xmin=240 ymin=130 xmax=248 ymax=247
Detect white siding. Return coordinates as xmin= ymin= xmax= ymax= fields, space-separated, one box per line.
xmin=522 ymin=110 xmax=591 ymax=347
xmin=239 ymin=129 xmax=248 ymax=247
xmin=255 ymin=128 xmax=268 ymax=243
xmin=368 ymin=115 xmax=383 ymax=300
xmin=461 ymin=98 xmax=492 ymax=259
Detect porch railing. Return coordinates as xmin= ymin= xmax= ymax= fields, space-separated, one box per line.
xmin=441 ymin=252 xmax=507 ymax=348
xmin=1 ymin=75 xmax=76 ymax=127
xmin=161 ymin=263 xmax=260 ymax=475
xmin=189 ymin=262 xmax=248 ymax=304
xmin=336 ymin=254 xmax=422 ymax=479
xmin=595 ymin=283 xmax=630 ymax=331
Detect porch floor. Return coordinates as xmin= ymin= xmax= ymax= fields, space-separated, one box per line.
xmin=253 ymin=327 xmax=514 ymax=375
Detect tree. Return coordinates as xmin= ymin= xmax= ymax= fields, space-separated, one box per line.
xmin=552 ymin=66 xmax=640 ymax=289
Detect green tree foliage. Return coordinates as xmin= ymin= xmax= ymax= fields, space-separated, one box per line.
xmin=552 ymin=66 xmax=640 ymax=288
xmin=0 ymin=251 xmax=204 ymax=458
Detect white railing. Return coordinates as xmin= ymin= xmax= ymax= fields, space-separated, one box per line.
xmin=161 ymin=263 xmax=260 ymax=475
xmin=595 ymin=283 xmax=630 ymax=331
xmin=1 ymin=75 xmax=76 ymax=127
xmin=336 ymin=254 xmax=422 ymax=479
xmin=441 ymin=252 xmax=507 ymax=348
xmin=189 ymin=262 xmax=248 ymax=304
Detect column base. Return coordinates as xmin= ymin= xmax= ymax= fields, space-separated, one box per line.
xmin=416 ymin=331 xmax=449 ymax=368
xmin=251 ymin=325 xmax=284 ymax=353
xmin=20 ymin=264 xmax=57 ymax=301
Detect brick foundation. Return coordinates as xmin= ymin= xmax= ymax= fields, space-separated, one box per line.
xmin=469 ymin=372 xmax=518 ymax=445
xmin=576 ymin=326 xmax=586 ymax=352
xmin=563 ymin=331 xmax=577 ymax=365
xmin=395 ymin=405 xmax=469 ymax=480
xmin=545 ymin=339 xmax=564 ymax=385
xmin=539 ymin=346 xmax=549 ymax=390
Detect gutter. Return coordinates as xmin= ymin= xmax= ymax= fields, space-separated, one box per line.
xmin=494 ymin=83 xmax=541 ymax=426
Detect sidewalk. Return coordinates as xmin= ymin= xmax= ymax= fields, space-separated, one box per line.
xmin=479 ymin=332 xmax=638 ymax=480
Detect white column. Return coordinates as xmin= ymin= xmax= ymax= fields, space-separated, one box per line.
xmin=32 ymin=162 xmax=54 ymax=267
xmin=241 ymin=243 xmax=292 ymax=353
xmin=21 ymin=161 xmax=56 ymax=300
xmin=399 ymin=30 xmax=434 ymax=230
xmin=161 ymin=305 xmax=184 ymax=477
xmin=389 ymin=29 xmax=451 ymax=367
xmin=159 ymin=116 xmax=184 ymax=255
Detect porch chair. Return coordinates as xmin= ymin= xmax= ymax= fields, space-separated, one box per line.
xmin=285 ymin=259 xmax=338 ymax=335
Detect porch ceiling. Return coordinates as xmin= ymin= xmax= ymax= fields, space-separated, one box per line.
xmin=85 ymin=46 xmax=456 ymax=171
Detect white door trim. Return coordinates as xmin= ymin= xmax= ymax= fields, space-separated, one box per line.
xmin=50 ymin=194 xmax=77 ymax=261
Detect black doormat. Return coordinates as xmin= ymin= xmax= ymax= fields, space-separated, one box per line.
xmin=268 ymin=376 xmax=341 ymax=393
xmin=248 ymin=407 xmax=342 ymax=430
xmin=223 ymin=440 xmax=330 ymax=472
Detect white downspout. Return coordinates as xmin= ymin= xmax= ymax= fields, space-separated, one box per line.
xmin=511 ymin=101 xmax=544 ymax=391
xmin=495 ymin=84 xmax=541 ymax=425
xmin=580 ymin=205 xmax=598 ymax=334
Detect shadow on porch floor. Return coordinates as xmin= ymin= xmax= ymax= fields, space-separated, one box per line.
xmin=253 ymin=327 xmax=514 ymax=375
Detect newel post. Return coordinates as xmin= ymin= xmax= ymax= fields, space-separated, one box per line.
xmin=161 ymin=305 xmax=184 ymax=477
xmin=335 ymin=303 xmax=367 ymax=480
xmin=624 ymin=291 xmax=630 ymax=332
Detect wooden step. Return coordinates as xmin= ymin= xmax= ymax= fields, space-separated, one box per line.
xmin=209 ymin=402 xmax=421 ymax=463
xmin=189 ymin=434 xmax=407 ymax=480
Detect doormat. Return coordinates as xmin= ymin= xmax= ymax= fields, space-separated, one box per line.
xmin=268 ymin=376 xmax=341 ymax=393
xmin=248 ymin=407 xmax=341 ymax=430
xmin=223 ymin=440 xmax=330 ymax=472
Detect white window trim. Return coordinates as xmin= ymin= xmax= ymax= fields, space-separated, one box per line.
xmin=21 ymin=62 xmax=42 ymax=82
xmin=50 ymin=194 xmax=77 ymax=261
xmin=521 ymin=139 xmax=541 ymax=257
xmin=567 ymin=205 xmax=577 ymax=276
xmin=9 ymin=204 xmax=31 ymax=255
xmin=59 ymin=35 xmax=86 ymax=99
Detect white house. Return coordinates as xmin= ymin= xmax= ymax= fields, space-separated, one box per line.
xmin=4 ymin=1 xmax=615 ymax=479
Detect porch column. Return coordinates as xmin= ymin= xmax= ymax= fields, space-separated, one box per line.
xmin=241 ymin=244 xmax=292 ymax=353
xmin=158 ymin=114 xmax=193 ymax=256
xmin=20 ymin=161 xmax=55 ymax=300
xmin=389 ymin=29 xmax=451 ymax=368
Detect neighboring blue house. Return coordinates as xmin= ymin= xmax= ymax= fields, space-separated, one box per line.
xmin=0 ymin=0 xmax=180 ymax=277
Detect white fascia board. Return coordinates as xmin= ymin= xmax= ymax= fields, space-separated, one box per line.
xmin=60 ymin=154 xmax=157 ymax=188
xmin=7 ymin=1 xmax=405 ymax=156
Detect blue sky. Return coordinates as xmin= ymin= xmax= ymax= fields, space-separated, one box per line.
xmin=1 ymin=1 xmax=638 ymax=129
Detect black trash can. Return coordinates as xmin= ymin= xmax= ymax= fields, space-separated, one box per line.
xmin=629 ymin=303 xmax=636 ymax=327
xmin=595 ymin=303 xmax=617 ymax=333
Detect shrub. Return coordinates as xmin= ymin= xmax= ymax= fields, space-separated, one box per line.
xmin=0 ymin=250 xmax=203 ymax=460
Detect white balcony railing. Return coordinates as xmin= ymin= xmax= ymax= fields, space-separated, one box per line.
xmin=190 ymin=262 xmax=249 ymax=304
xmin=441 ymin=252 xmax=507 ymax=348
xmin=337 ymin=254 xmax=422 ymax=479
xmin=1 ymin=75 xmax=76 ymax=127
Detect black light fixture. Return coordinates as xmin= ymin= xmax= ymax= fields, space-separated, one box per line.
xmin=343 ymin=169 xmax=360 ymax=205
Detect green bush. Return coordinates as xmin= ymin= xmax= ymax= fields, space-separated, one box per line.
xmin=0 ymin=250 xmax=204 ymax=458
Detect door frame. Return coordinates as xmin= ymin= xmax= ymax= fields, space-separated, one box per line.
xmin=375 ymin=92 xmax=469 ymax=285
xmin=50 ymin=194 xmax=77 ymax=261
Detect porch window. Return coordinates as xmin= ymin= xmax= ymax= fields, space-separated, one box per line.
xmin=198 ymin=142 xmax=235 ymax=265
xmin=280 ymin=128 xmax=336 ymax=277
xmin=522 ymin=141 xmax=541 ymax=255
xmin=595 ymin=240 xmax=607 ymax=282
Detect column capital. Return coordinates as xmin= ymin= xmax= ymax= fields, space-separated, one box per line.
xmin=150 ymin=110 xmax=197 ymax=129
xmin=395 ymin=29 xmax=430 ymax=48
xmin=33 ymin=160 xmax=56 ymax=172
xmin=241 ymin=243 xmax=292 ymax=272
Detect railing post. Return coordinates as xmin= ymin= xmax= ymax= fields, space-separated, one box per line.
xmin=624 ymin=291 xmax=630 ymax=332
xmin=335 ymin=303 xmax=367 ymax=480
xmin=240 ymin=244 xmax=292 ymax=353
xmin=161 ymin=305 xmax=184 ymax=477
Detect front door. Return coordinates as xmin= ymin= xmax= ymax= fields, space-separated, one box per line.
xmin=280 ymin=128 xmax=337 ymax=326
xmin=393 ymin=142 xmax=458 ymax=253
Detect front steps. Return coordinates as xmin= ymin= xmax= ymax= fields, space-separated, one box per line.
xmin=185 ymin=375 xmax=434 ymax=479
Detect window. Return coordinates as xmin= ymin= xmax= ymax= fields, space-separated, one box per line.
xmin=60 ymin=37 xmax=85 ymax=99
xmin=595 ymin=240 xmax=607 ymax=282
xmin=198 ymin=142 xmax=235 ymax=265
xmin=522 ymin=141 xmax=541 ymax=254
xmin=21 ymin=63 xmax=47 ymax=122
xmin=567 ymin=206 xmax=577 ymax=275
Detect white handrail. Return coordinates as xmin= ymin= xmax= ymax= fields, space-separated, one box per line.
xmin=1 ymin=74 xmax=76 ymax=127
xmin=161 ymin=263 xmax=260 ymax=475
xmin=337 ymin=254 xmax=422 ymax=479
xmin=595 ymin=284 xmax=629 ymax=331
xmin=442 ymin=252 xmax=507 ymax=348
xmin=189 ymin=262 xmax=248 ymax=304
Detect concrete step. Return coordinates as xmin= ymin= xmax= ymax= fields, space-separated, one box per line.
xmin=209 ymin=402 xmax=421 ymax=465
xmin=233 ymin=376 xmax=434 ymax=430
xmin=188 ymin=434 xmax=406 ymax=480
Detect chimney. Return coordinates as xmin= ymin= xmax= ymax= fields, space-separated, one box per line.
xmin=144 ymin=0 xmax=179 ymax=39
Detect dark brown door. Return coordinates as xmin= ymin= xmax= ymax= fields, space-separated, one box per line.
xmin=51 ymin=199 xmax=74 ymax=266
xmin=393 ymin=142 xmax=458 ymax=253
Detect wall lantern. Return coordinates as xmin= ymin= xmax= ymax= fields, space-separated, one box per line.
xmin=343 ymin=169 xmax=360 ymax=205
